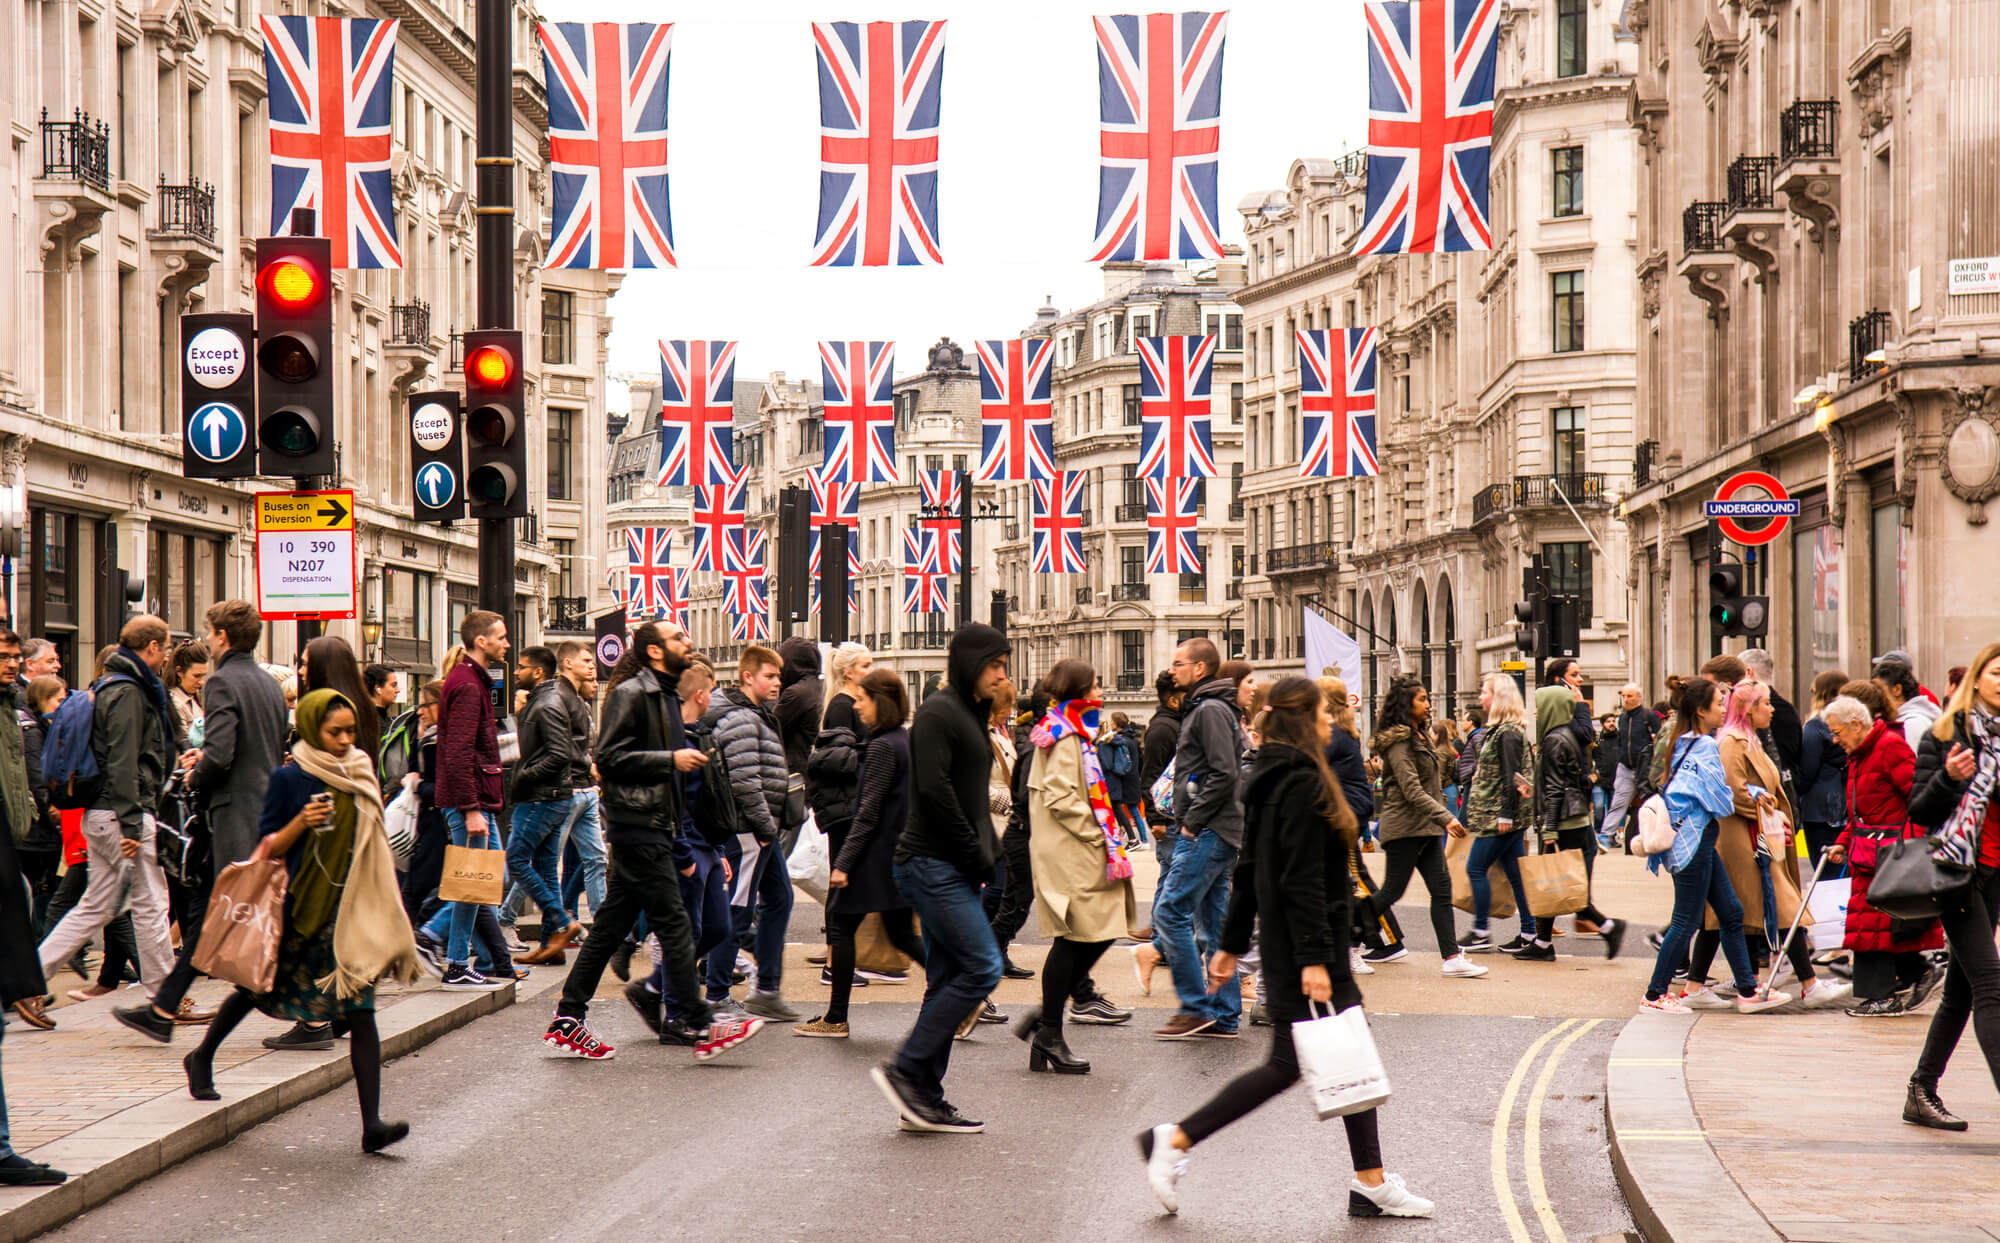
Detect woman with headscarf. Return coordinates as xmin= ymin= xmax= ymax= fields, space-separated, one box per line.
xmin=179 ymin=690 xmax=423 ymax=1152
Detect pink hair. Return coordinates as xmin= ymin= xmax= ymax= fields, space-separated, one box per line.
xmin=1720 ymin=680 xmax=1769 ymax=752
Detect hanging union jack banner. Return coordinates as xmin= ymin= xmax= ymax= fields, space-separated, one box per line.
xmin=1298 ymin=328 xmax=1380 ymax=478
xmin=1031 ymin=472 xmax=1088 ymax=574
xmin=1136 ymin=335 xmax=1218 ymax=480
xmin=723 ymin=529 xmax=769 ymax=619
xmin=261 ymin=16 xmax=401 ymax=269
xmin=539 ymin=22 xmax=675 ymax=269
xmin=657 ymin=339 xmax=738 ymax=487
xmin=820 ymin=340 xmax=898 ymax=484
xmin=733 ymin=612 xmax=771 ymax=642
xmin=917 ymin=470 xmax=963 ymax=573
xmin=1145 ymin=478 xmax=1203 ymax=575
xmin=689 ymin=479 xmax=746 ymax=573
xmin=903 ymin=529 xmax=950 ymax=613
xmin=1089 ymin=11 xmax=1228 ymax=263
xmin=810 ymin=20 xmax=947 ymax=267
xmin=1355 ymin=0 xmax=1498 ymax=255
xmin=976 ymin=338 xmax=1056 ymax=482
xmin=624 ymin=527 xmax=676 ymax=619
xmin=808 ymin=466 xmax=861 ymax=526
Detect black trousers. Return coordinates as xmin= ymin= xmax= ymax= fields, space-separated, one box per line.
xmin=1371 ymin=836 xmax=1457 ymax=957
xmin=401 ymin=817 xmax=449 ymax=928
xmin=1348 ymin=839 xmax=1403 ymax=951
xmin=1040 ymin=938 xmax=1112 ymax=1032
xmin=825 ymin=908 xmax=924 ymax=1024
xmin=985 ymin=825 xmax=1033 ymax=953
xmin=558 ymin=837 xmax=708 ymax=1030
xmin=1554 ymin=827 xmax=1610 ymax=926
xmin=1854 ymin=949 xmax=1928 ymax=1002
xmin=1915 ymin=866 xmax=2000 ymax=1093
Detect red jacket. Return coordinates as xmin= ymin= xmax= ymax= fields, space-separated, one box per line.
xmin=1835 ymin=720 xmax=1944 ymax=954
xmin=435 ymin=659 xmax=502 ymax=812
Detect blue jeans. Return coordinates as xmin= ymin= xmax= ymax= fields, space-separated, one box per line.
xmin=1647 ymin=820 xmax=1757 ymax=999
xmin=1467 ymin=831 xmax=1538 ymax=940
xmin=1591 ymin=786 xmax=1609 ymax=833
xmin=656 ymin=840 xmax=731 ymax=1021
xmin=1156 ymin=828 xmax=1241 ymax=1027
xmin=1149 ymin=826 xmax=1179 ymax=960
xmin=505 ymin=798 xmax=574 ymax=932
xmin=705 ymin=836 xmax=793 ymax=997
xmin=559 ymin=791 xmax=607 ymax=920
xmin=441 ymin=808 xmax=503 ymax=968
xmin=891 ymin=855 xmax=1002 ymax=1107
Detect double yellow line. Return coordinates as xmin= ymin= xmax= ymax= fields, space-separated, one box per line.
xmin=1490 ymin=1018 xmax=1603 ymax=1243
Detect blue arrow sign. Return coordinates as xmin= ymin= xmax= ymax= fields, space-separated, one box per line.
xmin=186 ymin=402 xmax=247 ymax=464
xmin=416 ymin=462 xmax=458 ymax=509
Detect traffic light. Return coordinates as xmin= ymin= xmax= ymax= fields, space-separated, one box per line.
xmin=1514 ymin=557 xmax=1548 ymax=655
xmin=462 ymin=329 xmax=527 ymax=519
xmin=1708 ymin=561 xmax=1771 ymax=640
xmin=180 ymin=312 xmax=257 ymax=479
xmin=408 ymin=389 xmax=466 ymax=522
xmin=254 ymin=237 xmax=335 ymax=478
xmin=1513 ymin=598 xmax=1540 ymax=655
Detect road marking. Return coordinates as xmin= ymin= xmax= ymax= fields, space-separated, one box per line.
xmin=1491 ymin=1018 xmax=1577 ymax=1243
xmin=1525 ymin=1018 xmax=1603 ymax=1243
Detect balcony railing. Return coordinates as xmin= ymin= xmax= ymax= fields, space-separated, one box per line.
xmin=1112 ymin=582 xmax=1149 ymax=602
xmin=154 ymin=181 xmax=215 ymax=242
xmin=1074 ymin=586 xmax=1094 ymax=605
xmin=448 ymin=331 xmax=466 ymax=371
xmin=1227 ymin=499 xmax=1245 ymax=521
xmin=40 ymin=109 xmax=110 ymax=190
xmin=1265 ymin=542 xmax=1338 ymax=573
xmin=1683 ymin=201 xmax=1729 ymax=253
xmin=1472 ymin=482 xmax=1511 ymax=524
xmin=900 ymin=629 xmax=947 ymax=651
xmin=1514 ymin=472 xmax=1607 ymax=508
xmin=1116 ymin=670 xmax=1146 ymax=692
xmin=1004 ymin=522 xmax=1020 ymax=541
xmin=1114 ymin=503 xmax=1147 ymax=522
xmin=1726 ymin=156 xmax=1778 ymax=212
xmin=1780 ymin=100 xmax=1838 ymax=162
xmin=1225 ymin=581 xmax=1241 ymax=600
xmin=1634 ymin=439 xmax=1659 ymax=487
xmin=547 ymin=595 xmax=588 ymax=632
xmin=1849 ymin=309 xmax=1892 ymax=381
xmin=389 ymin=300 xmax=432 ymax=347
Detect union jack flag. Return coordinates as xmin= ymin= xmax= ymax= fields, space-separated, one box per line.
xmin=1089 ymin=12 xmax=1228 ymax=263
xmin=661 ymin=565 xmax=689 ymax=626
xmin=1355 ymin=0 xmax=1498 ymax=255
xmin=917 ymin=470 xmax=963 ymax=573
xmin=1136 ymin=336 xmax=1217 ymax=480
xmin=1145 ymin=479 xmax=1204 ymax=575
xmin=722 ymin=528 xmax=768 ymax=618
xmin=811 ymin=20 xmax=946 ymax=267
xmin=975 ymin=338 xmax=1056 ymax=481
xmin=903 ymin=529 xmax=950 ymax=613
xmin=624 ymin=527 xmax=676 ymax=619
xmin=819 ymin=340 xmax=897 ymax=484
xmin=657 ymin=339 xmax=737 ymax=487
xmin=731 ymin=612 xmax=770 ymax=642
xmin=1298 ymin=328 xmax=1379 ymax=478
xmin=261 ymin=16 xmax=401 ymax=269
xmin=1030 ymin=472 xmax=1087 ymax=574
xmin=1813 ymin=525 xmax=1840 ymax=612
xmin=539 ymin=22 xmax=675 ymax=269
xmin=689 ymin=479 xmax=746 ymax=573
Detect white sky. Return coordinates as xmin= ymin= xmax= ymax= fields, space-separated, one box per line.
xmin=534 ymin=0 xmax=1371 ymax=381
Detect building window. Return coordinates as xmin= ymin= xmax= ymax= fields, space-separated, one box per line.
xmin=1120 ymin=629 xmax=1145 ymax=676
xmin=1792 ymin=521 xmax=1841 ymax=699
xmin=1204 ymin=311 xmax=1244 ymax=350
xmin=1120 ymin=544 xmax=1144 ymax=585
xmin=541 ymin=290 xmax=574 ymax=365
xmin=1872 ymin=503 xmax=1906 ymax=656
xmin=1130 ymin=312 xmax=1153 ymax=346
xmin=1556 ymin=0 xmax=1586 ymax=78
xmin=1551 ymin=271 xmax=1584 ymax=353
xmin=1542 ymin=540 xmax=1592 ymax=627
xmin=1230 ymin=382 xmax=1244 ymax=424
xmin=1122 ymin=383 xmax=1142 ymax=427
xmin=924 ymin=453 xmax=944 ymax=473
xmin=1121 ymin=464 xmax=1144 ymax=508
xmin=552 ymin=538 xmax=576 ymax=598
xmin=1551 ymin=406 xmax=1585 ymax=479
xmin=1179 ymin=543 xmax=1207 ymax=603
xmin=1552 ymin=145 xmax=1583 ymax=217
xmin=384 ymin=567 xmax=434 ymax=647
xmin=547 ymin=407 xmax=575 ymax=501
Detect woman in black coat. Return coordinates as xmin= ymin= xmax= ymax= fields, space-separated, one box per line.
xmin=1320 ymin=676 xmax=1400 ymax=962
xmin=1139 ymin=678 xmax=1433 ymax=1221
xmin=798 ymin=669 xmax=926 ymax=1038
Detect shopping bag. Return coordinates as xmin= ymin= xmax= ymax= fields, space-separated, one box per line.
xmin=1293 ymin=1002 xmax=1392 ymax=1120
xmin=191 ymin=858 xmax=289 ymax=994
xmin=1806 ymin=875 xmax=1852 ymax=953
xmin=1148 ymin=759 xmax=1176 ymax=815
xmin=855 ymin=912 xmax=920 ymax=974
xmin=787 ymin=813 xmax=830 ymax=905
xmin=1446 ymin=830 xmax=1514 ymax=917
xmin=1518 ymin=848 xmax=1590 ymax=918
xmin=384 ymin=788 xmax=419 ymax=871
xmin=438 ymin=844 xmax=504 ymax=904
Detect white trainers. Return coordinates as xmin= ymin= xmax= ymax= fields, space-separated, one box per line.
xmin=1348 ymin=1172 xmax=1434 ymax=1218
xmin=1801 ymin=977 xmax=1853 ymax=1010
xmin=1138 ymin=1123 xmax=1190 ymax=1214
xmin=1736 ymin=988 xmax=1793 ymax=1014
xmin=1350 ymin=948 xmax=1376 ymax=976
xmin=1440 ymin=954 xmax=1489 ymax=979
xmin=1680 ymin=986 xmax=1735 ymax=1011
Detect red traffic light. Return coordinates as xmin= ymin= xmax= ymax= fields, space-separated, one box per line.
xmin=258 ymin=256 xmax=323 ymax=309
xmin=466 ymin=344 xmax=514 ymax=388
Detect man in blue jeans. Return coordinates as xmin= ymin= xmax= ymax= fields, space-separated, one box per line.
xmin=433 ymin=610 xmax=511 ymax=990
xmin=1153 ymin=638 xmax=1244 ymax=1039
xmin=869 ymin=623 xmax=1011 ymax=1135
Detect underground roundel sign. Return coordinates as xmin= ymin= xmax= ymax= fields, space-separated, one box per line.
xmin=596 ymin=631 xmax=626 ymax=670
xmin=1703 ymin=471 xmax=1800 ymax=547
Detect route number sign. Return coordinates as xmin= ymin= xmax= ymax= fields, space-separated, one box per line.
xmin=255 ymin=490 xmax=357 ymax=620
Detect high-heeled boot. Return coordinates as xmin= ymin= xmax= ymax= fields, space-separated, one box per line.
xmin=1029 ymin=1022 xmax=1090 ymax=1074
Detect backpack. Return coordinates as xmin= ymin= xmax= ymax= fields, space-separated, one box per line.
xmin=43 ymin=674 xmax=134 ymax=811
xmin=378 ymin=708 xmax=419 ymax=790
xmin=689 ymin=726 xmax=743 ymax=847
xmin=1106 ymin=735 xmax=1134 ymax=777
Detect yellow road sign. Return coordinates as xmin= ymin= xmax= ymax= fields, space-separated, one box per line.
xmin=256 ymin=490 xmax=354 ymax=532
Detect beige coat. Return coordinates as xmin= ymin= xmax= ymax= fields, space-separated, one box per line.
xmin=1028 ymin=733 xmax=1137 ymax=942
xmin=1706 ymin=732 xmax=1811 ymax=933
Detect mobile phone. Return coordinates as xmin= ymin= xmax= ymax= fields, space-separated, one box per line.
xmin=308 ymin=791 xmax=335 ymax=830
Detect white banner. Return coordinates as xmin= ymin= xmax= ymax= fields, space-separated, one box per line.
xmin=1303 ymin=608 xmax=1362 ymax=687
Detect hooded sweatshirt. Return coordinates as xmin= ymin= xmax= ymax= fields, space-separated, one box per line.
xmin=1534 ymin=686 xmax=1592 ymax=832
xmin=1171 ymin=676 xmax=1246 ymax=848
xmin=773 ymin=637 xmax=824 ymax=778
xmin=896 ymin=623 xmax=1011 ymax=882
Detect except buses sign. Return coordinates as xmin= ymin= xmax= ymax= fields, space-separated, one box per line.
xmin=1703 ymin=471 xmax=1798 ymax=546
xmin=254 ymin=490 xmax=357 ymax=620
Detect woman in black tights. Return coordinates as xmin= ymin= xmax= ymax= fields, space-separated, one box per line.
xmin=1013 ymin=660 xmax=1136 ymax=1074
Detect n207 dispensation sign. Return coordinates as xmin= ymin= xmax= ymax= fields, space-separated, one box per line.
xmin=254 ymin=490 xmax=357 ymax=621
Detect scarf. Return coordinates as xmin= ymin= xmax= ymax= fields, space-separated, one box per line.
xmin=1935 ymin=708 xmax=2000 ymax=870
xmin=290 ymin=690 xmax=422 ymax=999
xmin=115 ymin=646 xmax=182 ymax=749
xmin=1031 ymin=699 xmax=1133 ymax=881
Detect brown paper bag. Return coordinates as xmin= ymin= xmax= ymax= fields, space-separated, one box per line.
xmin=439 ymin=844 xmax=505 ymax=904
xmin=1519 ymin=848 xmax=1590 ymax=918
xmin=855 ymin=912 xmax=921 ymax=974
xmin=1446 ymin=830 xmax=1515 ymax=918
xmin=191 ymin=858 xmax=289 ymax=994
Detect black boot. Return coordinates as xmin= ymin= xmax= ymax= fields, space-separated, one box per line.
xmin=362 ymin=1120 xmax=411 ymax=1153
xmin=610 ymin=938 xmax=637 ymax=982
xmin=1010 ymin=1005 xmax=1042 ymax=1043
xmin=1904 ymin=1080 xmax=1969 ymax=1132
xmin=1028 ymin=1023 xmax=1090 ymax=1074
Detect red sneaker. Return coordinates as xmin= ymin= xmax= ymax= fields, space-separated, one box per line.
xmin=543 ymin=1016 xmax=616 ymax=1060
xmin=693 ymin=1016 xmax=764 ymax=1062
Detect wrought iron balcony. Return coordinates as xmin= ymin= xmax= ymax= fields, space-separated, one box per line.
xmin=1004 ymin=522 xmax=1020 ymax=541
xmin=1780 ymin=100 xmax=1838 ymax=162
xmin=1634 ymin=439 xmax=1659 ymax=487
xmin=1116 ymin=670 xmax=1146 ymax=692
xmin=1472 ymin=482 xmax=1511 ymax=524
xmin=1114 ymin=503 xmax=1147 ymax=522
xmin=1228 ymin=499 xmax=1245 ymax=520
xmin=448 ymin=331 xmax=466 ymax=371
xmin=1265 ymin=542 xmax=1339 ymax=574
xmin=1725 ymin=156 xmax=1779 ymax=213
xmin=389 ymin=300 xmax=432 ymax=347
xmin=1849 ymin=309 xmax=1892 ymax=381
xmin=1112 ymin=582 xmax=1150 ymax=602
xmin=40 ymin=109 xmax=110 ymax=190
xmin=547 ymin=595 xmax=589 ymax=632
xmin=1514 ymin=473 xmax=1607 ymax=508
xmin=900 ymin=628 xmax=947 ymax=651
xmin=154 ymin=181 xmax=216 ymax=242
xmin=1074 ymin=586 xmax=1095 ymax=605
xmin=1682 ymin=202 xmax=1729 ymax=254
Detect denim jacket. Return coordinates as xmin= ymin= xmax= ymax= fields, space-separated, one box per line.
xmin=1654 ymin=733 xmax=1734 ymax=875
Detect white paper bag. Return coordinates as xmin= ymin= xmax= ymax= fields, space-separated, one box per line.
xmin=1806 ymin=876 xmax=1852 ymax=953
xmin=1293 ymin=1003 xmax=1391 ymax=1120
xmin=384 ymin=787 xmax=419 ymax=871
xmin=786 ymin=812 xmax=829 ymax=904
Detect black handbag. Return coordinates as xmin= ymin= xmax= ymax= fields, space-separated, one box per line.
xmin=1866 ymin=835 xmax=1973 ymax=921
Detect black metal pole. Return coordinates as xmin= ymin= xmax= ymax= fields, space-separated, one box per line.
xmin=288 ymin=208 xmax=324 ymax=650
xmin=956 ymin=469 xmax=972 ymax=629
xmin=475 ymin=0 xmax=514 ymax=624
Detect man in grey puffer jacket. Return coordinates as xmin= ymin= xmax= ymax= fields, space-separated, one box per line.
xmin=1154 ymin=638 xmax=1245 ymax=1039
xmin=701 ymin=645 xmax=798 ymax=1022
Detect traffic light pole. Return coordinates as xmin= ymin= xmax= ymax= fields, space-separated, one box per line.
xmin=474 ymin=0 xmax=514 ymax=625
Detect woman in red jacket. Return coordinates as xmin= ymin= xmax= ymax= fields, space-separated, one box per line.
xmin=1825 ymin=696 xmax=1945 ymax=1017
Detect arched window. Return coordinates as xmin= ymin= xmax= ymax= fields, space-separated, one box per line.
xmin=1360 ymin=594 xmax=1376 ymax=712
xmin=1413 ymin=579 xmax=1432 ymax=691
xmin=1440 ymin=576 xmax=1459 ymax=715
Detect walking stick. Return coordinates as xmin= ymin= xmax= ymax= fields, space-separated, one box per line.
xmin=1761 ymin=845 xmax=1836 ymax=1000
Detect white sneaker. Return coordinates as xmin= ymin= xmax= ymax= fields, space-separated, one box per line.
xmin=1138 ymin=1123 xmax=1190 ymax=1214
xmin=1349 ymin=1172 xmax=1434 ymax=1218
xmin=1440 ymin=954 xmax=1489 ymax=979
xmin=1680 ymin=986 xmax=1735 ymax=1011
xmin=1736 ymin=988 xmax=1793 ymax=1014
xmin=1801 ymin=977 xmax=1853 ymax=1010
xmin=1350 ymin=949 xmax=1376 ymax=976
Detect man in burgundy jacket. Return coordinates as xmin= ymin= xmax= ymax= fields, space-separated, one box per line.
xmin=436 ymin=610 xmax=509 ymax=989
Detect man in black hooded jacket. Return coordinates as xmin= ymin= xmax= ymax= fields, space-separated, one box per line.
xmin=870 ymin=623 xmax=1009 ymax=1135
xmin=773 ymin=637 xmax=823 ymax=780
